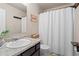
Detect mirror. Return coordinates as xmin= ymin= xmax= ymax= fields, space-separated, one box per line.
xmin=0 ymin=3 xmax=27 ymax=39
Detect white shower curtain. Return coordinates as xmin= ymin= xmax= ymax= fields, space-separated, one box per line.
xmin=39 ymin=7 xmax=75 ymax=56
xmin=39 ymin=12 xmax=49 ymax=44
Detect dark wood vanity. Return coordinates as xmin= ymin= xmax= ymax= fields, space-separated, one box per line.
xmin=18 ymin=42 xmax=40 ymax=56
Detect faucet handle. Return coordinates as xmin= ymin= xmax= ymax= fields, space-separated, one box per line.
xmin=71 ymin=41 xmax=78 ymax=46
xmin=71 ymin=41 xmax=79 ymax=52
xmin=0 ymin=39 xmax=5 ymax=47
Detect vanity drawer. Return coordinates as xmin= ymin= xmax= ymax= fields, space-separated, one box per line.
xmin=21 ymin=46 xmax=35 ymax=56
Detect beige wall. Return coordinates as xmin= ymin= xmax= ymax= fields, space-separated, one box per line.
xmin=27 ymin=4 xmax=40 ymax=36
xmin=0 ymin=3 xmax=26 ymax=35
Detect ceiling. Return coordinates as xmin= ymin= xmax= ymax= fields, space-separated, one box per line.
xmin=37 ymin=3 xmax=74 ymax=11
xmin=8 ymin=3 xmax=26 ymax=12
xmin=8 ymin=3 xmax=74 ymax=13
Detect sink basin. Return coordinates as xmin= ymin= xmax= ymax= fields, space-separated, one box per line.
xmin=6 ymin=39 xmax=31 ymax=48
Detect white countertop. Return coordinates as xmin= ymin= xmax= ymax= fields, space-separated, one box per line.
xmin=0 ymin=37 xmax=40 ymax=56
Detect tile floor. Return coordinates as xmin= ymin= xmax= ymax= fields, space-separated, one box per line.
xmin=40 ymin=51 xmax=58 ymax=56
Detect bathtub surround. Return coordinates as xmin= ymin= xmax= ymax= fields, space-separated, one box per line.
xmin=39 ymin=7 xmax=75 ymax=56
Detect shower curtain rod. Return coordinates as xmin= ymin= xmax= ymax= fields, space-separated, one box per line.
xmin=71 ymin=3 xmax=79 ymax=8
xmin=40 ymin=4 xmax=76 ymax=13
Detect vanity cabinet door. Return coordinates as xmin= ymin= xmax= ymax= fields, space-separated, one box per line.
xmin=21 ymin=46 xmax=35 ymax=56
xmin=35 ymin=43 xmax=40 ymax=50
xmin=18 ymin=42 xmax=40 ymax=56
xmin=32 ymin=50 xmax=40 ymax=56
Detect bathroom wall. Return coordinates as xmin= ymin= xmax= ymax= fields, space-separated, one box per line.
xmin=26 ymin=4 xmax=40 ymax=36
xmin=0 ymin=3 xmax=26 ymax=35
xmin=75 ymin=6 xmax=79 ymax=42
